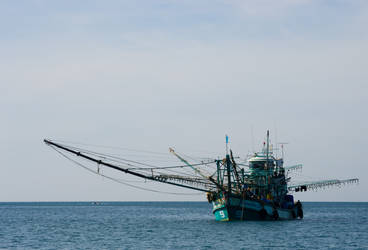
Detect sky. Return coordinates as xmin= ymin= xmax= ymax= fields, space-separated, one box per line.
xmin=1 ymin=0 xmax=367 ymax=201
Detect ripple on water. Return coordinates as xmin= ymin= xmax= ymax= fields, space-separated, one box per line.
xmin=0 ymin=202 xmax=367 ymax=249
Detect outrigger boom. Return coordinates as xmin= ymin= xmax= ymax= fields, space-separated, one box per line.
xmin=44 ymin=139 xmax=210 ymax=192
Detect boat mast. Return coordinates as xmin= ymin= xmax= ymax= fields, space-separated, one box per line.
xmin=226 ymin=154 xmax=232 ymax=195
xmin=225 ymin=135 xmax=231 ymax=195
xmin=266 ymin=130 xmax=269 ymax=167
xmin=266 ymin=130 xmax=270 ymax=194
xmin=230 ymin=149 xmax=242 ymax=191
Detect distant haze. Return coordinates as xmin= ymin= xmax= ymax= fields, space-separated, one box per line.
xmin=1 ymin=0 xmax=367 ymax=201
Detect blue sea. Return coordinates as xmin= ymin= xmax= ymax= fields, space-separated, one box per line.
xmin=0 ymin=202 xmax=367 ymax=249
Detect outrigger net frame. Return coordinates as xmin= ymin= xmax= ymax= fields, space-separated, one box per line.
xmin=45 ymin=139 xmax=220 ymax=194
xmin=288 ymin=178 xmax=359 ymax=192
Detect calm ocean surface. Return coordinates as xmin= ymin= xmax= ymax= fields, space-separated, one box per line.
xmin=0 ymin=202 xmax=367 ymax=249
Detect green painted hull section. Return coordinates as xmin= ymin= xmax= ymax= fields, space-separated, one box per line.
xmin=214 ymin=207 xmax=229 ymax=221
xmin=212 ymin=196 xmax=302 ymax=221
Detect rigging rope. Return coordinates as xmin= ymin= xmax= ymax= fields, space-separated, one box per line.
xmin=50 ymin=141 xmax=216 ymax=180
xmin=51 ymin=140 xmax=217 ymax=169
xmin=50 ymin=146 xmax=203 ymax=196
xmin=55 ymin=142 xmax=215 ymax=171
xmin=49 ymin=139 xmax=170 ymax=155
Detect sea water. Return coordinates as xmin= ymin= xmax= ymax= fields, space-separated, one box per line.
xmin=0 ymin=202 xmax=367 ymax=249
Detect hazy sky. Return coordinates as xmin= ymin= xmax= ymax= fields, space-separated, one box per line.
xmin=1 ymin=0 xmax=367 ymax=201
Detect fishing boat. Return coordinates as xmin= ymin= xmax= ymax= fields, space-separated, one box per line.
xmin=44 ymin=131 xmax=358 ymax=221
